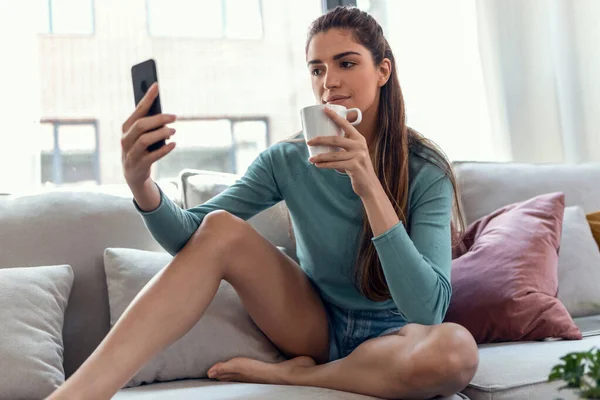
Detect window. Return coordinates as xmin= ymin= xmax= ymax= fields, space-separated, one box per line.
xmin=223 ymin=0 xmax=263 ymax=39
xmin=232 ymin=120 xmax=268 ymax=174
xmin=147 ymin=0 xmax=263 ymax=39
xmin=155 ymin=118 xmax=268 ymax=180
xmin=40 ymin=121 xmax=100 ymax=186
xmin=39 ymin=0 xmax=95 ymax=35
xmin=3 ymin=0 xmax=323 ymax=192
xmin=357 ymin=0 xmax=495 ymax=162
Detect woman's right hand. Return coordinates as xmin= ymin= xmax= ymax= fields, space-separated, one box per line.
xmin=121 ymin=82 xmax=177 ymax=190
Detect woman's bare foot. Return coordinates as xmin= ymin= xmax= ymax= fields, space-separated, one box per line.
xmin=207 ymin=356 xmax=316 ymax=385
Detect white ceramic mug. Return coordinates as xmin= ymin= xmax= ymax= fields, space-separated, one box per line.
xmin=300 ymin=104 xmax=362 ymax=157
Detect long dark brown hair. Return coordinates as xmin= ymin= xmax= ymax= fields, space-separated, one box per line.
xmin=282 ymin=6 xmax=465 ymax=302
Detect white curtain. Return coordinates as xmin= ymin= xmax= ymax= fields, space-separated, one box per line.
xmin=361 ymin=0 xmax=599 ymax=163
xmin=362 ymin=0 xmax=501 ymax=162
xmin=476 ymin=0 xmax=600 ymax=163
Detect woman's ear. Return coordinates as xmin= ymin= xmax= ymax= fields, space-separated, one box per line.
xmin=378 ymin=58 xmax=392 ymax=87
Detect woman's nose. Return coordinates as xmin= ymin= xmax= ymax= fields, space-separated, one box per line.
xmin=323 ymin=71 xmax=341 ymax=89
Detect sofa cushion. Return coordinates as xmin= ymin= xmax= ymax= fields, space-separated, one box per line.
xmin=180 ymin=169 xmax=297 ymax=262
xmin=112 ymin=379 xmax=470 ymax=399
xmin=179 ymin=169 xmax=240 ymax=209
xmin=463 ymin=332 xmax=600 ymax=400
xmin=453 ymin=162 xmax=600 ymax=225
xmin=445 ymin=192 xmax=582 ymax=343
xmin=0 ymin=191 xmax=165 ymax=378
xmin=104 ymin=248 xmax=285 ymax=388
xmin=0 ymin=265 xmax=74 ymax=399
xmin=557 ymin=207 xmax=600 ymax=317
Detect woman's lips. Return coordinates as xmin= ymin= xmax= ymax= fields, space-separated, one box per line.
xmin=326 ymin=97 xmax=350 ymax=105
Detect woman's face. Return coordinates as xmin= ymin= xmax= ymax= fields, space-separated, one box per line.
xmin=306 ymin=28 xmax=389 ymax=114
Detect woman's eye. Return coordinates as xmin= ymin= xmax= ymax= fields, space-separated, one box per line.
xmin=341 ymin=61 xmax=355 ymax=68
xmin=311 ymin=69 xmax=322 ymax=76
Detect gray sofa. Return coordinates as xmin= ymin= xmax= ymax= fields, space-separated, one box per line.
xmin=1 ymin=161 xmax=600 ymax=399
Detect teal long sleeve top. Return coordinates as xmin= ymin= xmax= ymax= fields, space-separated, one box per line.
xmin=134 ymin=134 xmax=454 ymax=325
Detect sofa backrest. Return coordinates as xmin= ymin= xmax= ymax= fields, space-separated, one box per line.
xmin=180 ymin=162 xmax=600 ymax=259
xmin=454 ymin=162 xmax=600 ymax=225
xmin=0 ymin=191 xmax=164 ymax=378
xmin=181 ymin=162 xmax=600 ymax=238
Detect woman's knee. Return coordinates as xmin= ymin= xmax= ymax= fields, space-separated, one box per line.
xmin=437 ymin=323 xmax=478 ymax=375
xmin=188 ymin=210 xmax=258 ymax=260
xmin=441 ymin=323 xmax=479 ymax=393
xmin=407 ymin=322 xmax=479 ymax=396
xmin=195 ymin=210 xmax=248 ymax=242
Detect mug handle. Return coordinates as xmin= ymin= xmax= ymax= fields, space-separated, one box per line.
xmin=346 ymin=108 xmax=362 ymax=126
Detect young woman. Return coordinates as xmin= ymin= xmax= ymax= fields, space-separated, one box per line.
xmin=48 ymin=6 xmax=478 ymax=400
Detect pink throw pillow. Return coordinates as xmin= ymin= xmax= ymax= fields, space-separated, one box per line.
xmin=444 ymin=192 xmax=582 ymax=343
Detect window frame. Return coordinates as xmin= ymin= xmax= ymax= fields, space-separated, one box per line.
xmin=155 ymin=116 xmax=270 ymax=177
xmin=41 ymin=0 xmax=96 ymax=35
xmin=145 ymin=0 xmax=265 ymax=40
xmin=40 ymin=119 xmax=101 ymax=185
xmin=322 ymin=0 xmax=356 ymax=12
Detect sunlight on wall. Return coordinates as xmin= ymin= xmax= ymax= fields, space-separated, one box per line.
xmin=0 ymin=2 xmax=43 ymax=191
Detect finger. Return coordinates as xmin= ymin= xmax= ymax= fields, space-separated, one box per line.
xmin=123 ymin=82 xmax=159 ymax=133
xmin=314 ymin=160 xmax=349 ymax=170
xmin=130 ymin=126 xmax=176 ymax=161
xmin=324 ymin=107 xmax=362 ymax=139
xmin=140 ymin=141 xmax=177 ymax=166
xmin=309 ymin=151 xmax=355 ymax=164
xmin=306 ymin=135 xmax=356 ymax=150
xmin=122 ymin=114 xmax=176 ymax=151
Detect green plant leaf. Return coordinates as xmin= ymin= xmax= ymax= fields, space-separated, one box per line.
xmin=548 ymin=347 xmax=600 ymax=399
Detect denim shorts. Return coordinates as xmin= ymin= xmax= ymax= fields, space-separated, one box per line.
xmin=324 ymin=301 xmax=409 ymax=362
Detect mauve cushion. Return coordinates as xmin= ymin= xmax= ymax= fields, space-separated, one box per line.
xmin=444 ymin=192 xmax=582 ymax=343
xmin=588 ymin=211 xmax=600 ymax=249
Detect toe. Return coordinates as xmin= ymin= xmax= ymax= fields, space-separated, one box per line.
xmin=207 ymin=362 xmax=223 ymax=379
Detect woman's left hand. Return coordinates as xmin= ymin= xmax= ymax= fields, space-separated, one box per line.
xmin=307 ymin=107 xmax=379 ymax=199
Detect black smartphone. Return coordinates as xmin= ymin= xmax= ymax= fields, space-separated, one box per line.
xmin=131 ymin=58 xmax=165 ymax=152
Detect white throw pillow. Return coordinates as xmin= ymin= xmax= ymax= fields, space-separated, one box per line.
xmin=180 ymin=169 xmax=240 ymax=209
xmin=557 ymin=206 xmax=600 ymax=317
xmin=103 ymin=248 xmax=285 ymax=388
xmin=0 ymin=264 xmax=74 ymax=400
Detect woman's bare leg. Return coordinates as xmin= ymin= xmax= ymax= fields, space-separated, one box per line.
xmin=209 ymin=323 xmax=479 ymax=400
xmin=46 ymin=210 xmax=329 ymax=400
